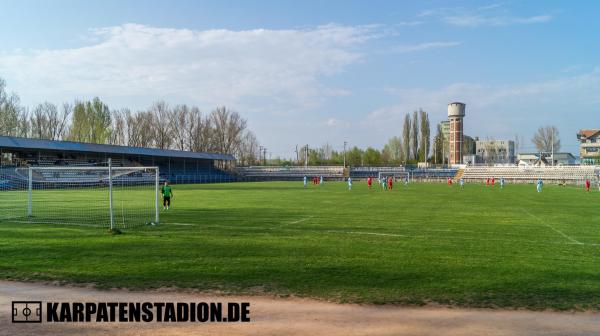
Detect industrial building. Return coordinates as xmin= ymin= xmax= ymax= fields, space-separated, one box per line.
xmin=475 ymin=140 xmax=516 ymax=164
xmin=447 ymin=102 xmax=465 ymax=165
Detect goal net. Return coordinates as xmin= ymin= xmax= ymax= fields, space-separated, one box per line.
xmin=378 ymin=171 xmax=410 ymax=183
xmin=0 ymin=162 xmax=159 ymax=229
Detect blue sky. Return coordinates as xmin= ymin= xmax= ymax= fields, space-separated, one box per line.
xmin=0 ymin=0 xmax=597 ymax=158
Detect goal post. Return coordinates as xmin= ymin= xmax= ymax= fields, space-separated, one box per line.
xmin=1 ymin=163 xmax=160 ymax=229
xmin=378 ymin=171 xmax=410 ymax=183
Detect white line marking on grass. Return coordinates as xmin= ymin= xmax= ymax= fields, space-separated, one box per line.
xmin=275 ymin=216 xmax=314 ymax=228
xmin=289 ymin=216 xmax=313 ymax=225
xmin=520 ymin=208 xmax=583 ymax=245
xmin=165 ymin=221 xmax=600 ymax=247
xmin=327 ymin=230 xmax=412 ymax=238
xmin=4 ymin=220 xmax=105 ymax=228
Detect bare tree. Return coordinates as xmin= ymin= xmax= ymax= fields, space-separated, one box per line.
xmin=532 ymin=126 xmax=561 ymax=152
xmin=209 ymin=106 xmax=247 ymax=155
xmin=170 ymin=105 xmax=190 ymax=151
xmin=16 ymin=107 xmax=30 ymax=138
xmin=51 ymin=103 xmax=72 ymax=140
xmin=30 ymin=103 xmax=51 ymax=139
xmin=322 ymin=143 xmax=333 ymax=161
xmin=186 ymin=107 xmax=213 ymax=152
xmin=150 ymin=101 xmax=173 ymax=149
xmin=236 ymin=131 xmax=260 ymax=166
xmin=124 ymin=110 xmax=155 ymax=147
xmin=30 ymin=102 xmax=61 ymax=140
xmin=0 ymin=78 xmax=22 ymax=136
xmin=109 ymin=109 xmax=126 ymax=145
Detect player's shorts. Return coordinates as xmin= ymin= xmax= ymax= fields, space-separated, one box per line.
xmin=163 ymin=196 xmax=171 ymax=205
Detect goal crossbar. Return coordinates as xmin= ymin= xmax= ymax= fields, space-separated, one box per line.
xmin=2 ymin=161 xmax=160 ymax=229
xmin=378 ymin=171 xmax=410 ymax=183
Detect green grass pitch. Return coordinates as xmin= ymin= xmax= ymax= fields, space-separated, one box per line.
xmin=1 ymin=181 xmax=600 ymax=310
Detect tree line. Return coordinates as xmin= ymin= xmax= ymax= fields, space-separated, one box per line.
xmin=287 ymin=109 xmax=432 ymax=167
xmin=0 ymin=78 xmax=261 ymax=166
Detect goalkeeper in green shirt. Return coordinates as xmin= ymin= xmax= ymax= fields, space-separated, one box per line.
xmin=161 ymin=181 xmax=173 ymax=210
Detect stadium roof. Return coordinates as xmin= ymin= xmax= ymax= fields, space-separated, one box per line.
xmin=0 ymin=136 xmax=235 ymax=161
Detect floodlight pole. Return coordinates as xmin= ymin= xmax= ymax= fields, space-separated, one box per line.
xmin=108 ymin=158 xmax=114 ymax=230
xmin=343 ymin=141 xmax=347 ymax=168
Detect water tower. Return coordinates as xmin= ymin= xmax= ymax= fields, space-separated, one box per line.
xmin=447 ymin=102 xmax=465 ymax=165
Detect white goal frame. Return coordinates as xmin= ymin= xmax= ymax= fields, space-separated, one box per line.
xmin=378 ymin=171 xmax=410 ymax=183
xmin=19 ymin=159 xmax=160 ymax=229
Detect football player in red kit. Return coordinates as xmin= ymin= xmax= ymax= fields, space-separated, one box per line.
xmin=586 ymin=179 xmax=591 ymax=192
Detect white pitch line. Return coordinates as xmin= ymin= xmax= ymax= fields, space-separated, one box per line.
xmin=275 ymin=216 xmax=314 ymax=228
xmin=521 ymin=208 xmax=583 ymax=245
xmin=163 ymin=221 xmax=599 ymax=247
xmin=289 ymin=216 xmax=314 ymax=225
xmin=327 ymin=230 xmax=411 ymax=238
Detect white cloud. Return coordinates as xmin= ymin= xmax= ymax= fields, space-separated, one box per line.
xmin=326 ymin=118 xmax=338 ymax=126
xmin=395 ymin=21 xmax=424 ymax=27
xmin=368 ymin=68 xmax=600 ymax=151
xmin=418 ymin=4 xmax=552 ymax=28
xmin=0 ymin=23 xmax=376 ymax=110
xmin=444 ymin=14 xmax=552 ymax=27
xmin=391 ymin=41 xmax=461 ymax=54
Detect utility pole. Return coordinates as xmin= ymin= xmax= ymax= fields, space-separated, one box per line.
xmin=259 ymin=146 xmax=264 ymax=166
xmin=263 ymin=147 xmax=267 ymax=165
xmin=295 ymin=145 xmax=299 ymax=165
xmin=343 ymin=141 xmax=347 ymax=168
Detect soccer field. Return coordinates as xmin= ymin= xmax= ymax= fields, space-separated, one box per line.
xmin=1 ymin=181 xmax=600 ymax=310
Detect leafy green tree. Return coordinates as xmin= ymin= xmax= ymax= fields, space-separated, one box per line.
xmin=363 ymin=147 xmax=381 ymax=166
xmin=346 ymin=146 xmax=363 ymax=166
xmin=68 ymin=97 xmax=112 ymax=143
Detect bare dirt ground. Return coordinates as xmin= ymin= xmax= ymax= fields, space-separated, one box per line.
xmin=2 ymin=280 xmax=600 ymax=336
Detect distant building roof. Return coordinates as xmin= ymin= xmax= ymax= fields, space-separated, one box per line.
xmin=577 ymin=129 xmax=600 ymax=139
xmin=518 ymin=152 xmax=576 ymax=159
xmin=0 ymin=136 xmax=235 ymax=161
xmin=518 ymin=152 xmax=575 ymax=158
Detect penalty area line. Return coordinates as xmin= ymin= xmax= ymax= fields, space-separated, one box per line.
xmin=327 ymin=230 xmax=412 ymax=238
xmin=164 ymin=221 xmax=600 ymax=247
xmin=275 ymin=216 xmax=314 ymax=228
xmin=520 ymin=208 xmax=583 ymax=245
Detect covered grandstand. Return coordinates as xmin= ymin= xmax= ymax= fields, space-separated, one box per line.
xmin=0 ymin=136 xmax=235 ymax=183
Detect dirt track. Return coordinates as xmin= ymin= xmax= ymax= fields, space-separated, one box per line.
xmin=1 ymin=280 xmax=600 ymax=336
